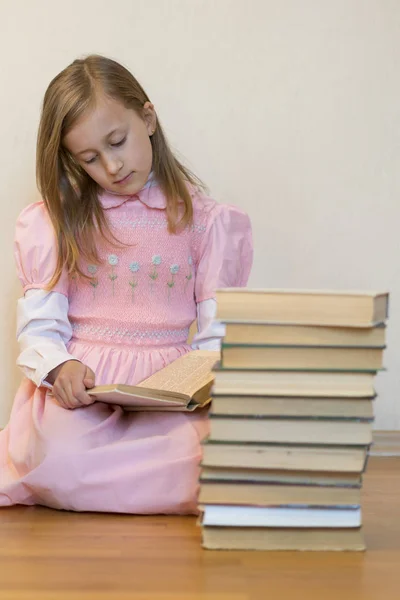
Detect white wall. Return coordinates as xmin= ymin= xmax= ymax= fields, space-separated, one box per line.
xmin=0 ymin=0 xmax=399 ymax=428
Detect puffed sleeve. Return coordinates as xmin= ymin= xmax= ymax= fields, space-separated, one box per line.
xmin=14 ymin=202 xmax=69 ymax=295
xmin=194 ymin=203 xmax=253 ymax=303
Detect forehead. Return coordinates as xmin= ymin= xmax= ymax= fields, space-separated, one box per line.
xmin=63 ymin=94 xmax=135 ymax=153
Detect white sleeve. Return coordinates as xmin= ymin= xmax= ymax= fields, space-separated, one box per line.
xmin=191 ymin=298 xmax=225 ymax=351
xmin=17 ymin=289 xmax=79 ymax=387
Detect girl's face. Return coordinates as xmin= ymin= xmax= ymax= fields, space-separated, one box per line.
xmin=63 ymin=93 xmax=156 ymax=195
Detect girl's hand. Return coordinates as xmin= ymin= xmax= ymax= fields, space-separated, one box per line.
xmin=47 ymin=360 xmax=96 ymax=410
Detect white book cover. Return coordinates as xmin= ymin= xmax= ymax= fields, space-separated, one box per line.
xmin=201 ymin=505 xmax=361 ymax=528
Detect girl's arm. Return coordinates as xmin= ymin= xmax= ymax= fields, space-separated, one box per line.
xmin=14 ymin=203 xmax=94 ymax=408
xmin=191 ymin=199 xmax=253 ymax=350
xmin=191 ymin=298 xmax=224 ymax=351
xmin=16 ymin=288 xmax=79 ymax=387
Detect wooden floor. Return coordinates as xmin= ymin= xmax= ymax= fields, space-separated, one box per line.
xmin=0 ymin=458 xmax=399 ymax=600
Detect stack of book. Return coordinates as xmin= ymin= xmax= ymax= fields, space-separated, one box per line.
xmin=199 ymin=289 xmax=389 ymax=551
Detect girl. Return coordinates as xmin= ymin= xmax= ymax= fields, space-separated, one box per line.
xmin=0 ymin=55 xmax=252 ymax=514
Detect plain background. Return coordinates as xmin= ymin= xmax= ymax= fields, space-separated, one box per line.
xmin=0 ymin=0 xmax=399 ymax=428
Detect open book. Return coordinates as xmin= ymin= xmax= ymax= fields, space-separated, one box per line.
xmin=88 ymin=350 xmax=219 ymax=411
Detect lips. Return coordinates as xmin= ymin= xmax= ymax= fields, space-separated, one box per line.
xmin=114 ymin=172 xmax=133 ymax=185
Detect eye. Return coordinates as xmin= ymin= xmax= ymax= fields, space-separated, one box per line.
xmin=84 ymin=156 xmax=97 ymax=165
xmin=111 ymin=137 xmax=126 ymax=148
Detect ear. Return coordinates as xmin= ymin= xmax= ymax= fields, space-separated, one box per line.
xmin=143 ymin=101 xmax=157 ymax=136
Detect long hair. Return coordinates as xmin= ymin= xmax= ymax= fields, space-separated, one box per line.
xmin=36 ymin=54 xmax=202 ymax=288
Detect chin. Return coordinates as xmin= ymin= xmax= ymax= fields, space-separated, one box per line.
xmin=123 ymin=181 xmax=145 ymax=195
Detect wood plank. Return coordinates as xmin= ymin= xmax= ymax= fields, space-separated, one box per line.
xmin=0 ymin=457 xmax=399 ymax=599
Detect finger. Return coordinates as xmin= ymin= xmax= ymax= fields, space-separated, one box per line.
xmin=83 ymin=367 xmax=95 ymax=389
xmin=71 ymin=384 xmax=95 ymax=407
xmin=62 ymin=378 xmax=80 ymax=409
xmin=52 ymin=384 xmax=71 ymax=410
xmin=70 ymin=371 xmax=94 ymax=406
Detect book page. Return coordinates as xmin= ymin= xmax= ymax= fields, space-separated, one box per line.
xmin=137 ymin=350 xmax=219 ymax=397
xmin=88 ymin=389 xmax=183 ymax=407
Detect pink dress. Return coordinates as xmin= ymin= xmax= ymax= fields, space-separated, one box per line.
xmin=0 ymin=183 xmax=252 ymax=513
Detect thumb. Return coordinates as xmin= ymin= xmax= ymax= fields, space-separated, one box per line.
xmin=83 ymin=366 xmax=95 ymax=388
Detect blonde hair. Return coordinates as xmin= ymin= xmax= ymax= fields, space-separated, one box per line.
xmin=36 ymin=54 xmax=202 ymax=288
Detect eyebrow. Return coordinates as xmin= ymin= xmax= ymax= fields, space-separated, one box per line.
xmin=75 ymin=129 xmax=121 ymax=156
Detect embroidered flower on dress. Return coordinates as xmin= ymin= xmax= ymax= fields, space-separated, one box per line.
xmin=149 ymin=255 xmax=162 ymax=292
xmin=129 ymin=262 xmax=140 ymax=302
xmin=87 ymin=265 xmax=99 ymax=300
xmin=108 ymin=255 xmax=119 ymax=266
xmin=108 ymin=255 xmax=119 ymax=295
xmin=129 ymin=262 xmax=140 ymax=273
xmin=167 ymin=263 xmax=180 ymax=302
xmin=185 ymin=255 xmax=193 ymax=291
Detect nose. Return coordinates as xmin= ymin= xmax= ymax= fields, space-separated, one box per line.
xmin=103 ymin=155 xmax=123 ymax=176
